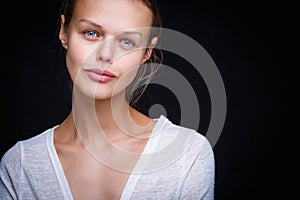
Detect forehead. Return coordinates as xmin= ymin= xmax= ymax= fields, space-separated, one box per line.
xmin=72 ymin=0 xmax=153 ymax=32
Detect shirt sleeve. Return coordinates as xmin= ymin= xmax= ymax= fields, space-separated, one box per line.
xmin=179 ymin=137 xmax=215 ymax=200
xmin=0 ymin=142 xmax=22 ymax=200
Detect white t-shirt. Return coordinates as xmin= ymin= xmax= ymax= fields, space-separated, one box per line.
xmin=0 ymin=115 xmax=215 ymax=199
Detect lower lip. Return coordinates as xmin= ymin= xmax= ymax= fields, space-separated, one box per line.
xmin=86 ymin=71 xmax=115 ymax=83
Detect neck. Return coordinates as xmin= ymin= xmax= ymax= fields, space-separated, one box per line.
xmin=56 ymin=87 xmax=157 ymax=172
xmin=70 ymin=86 xmax=154 ymax=143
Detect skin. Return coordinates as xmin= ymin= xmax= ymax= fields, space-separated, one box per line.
xmin=54 ymin=0 xmax=158 ymax=199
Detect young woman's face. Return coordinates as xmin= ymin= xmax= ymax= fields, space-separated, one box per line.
xmin=60 ymin=0 xmax=154 ymax=99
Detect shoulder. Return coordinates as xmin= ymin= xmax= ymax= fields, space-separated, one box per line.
xmin=0 ymin=141 xmax=21 ymax=172
xmin=157 ymin=115 xmax=213 ymax=150
xmin=155 ymin=115 xmax=214 ymax=161
xmin=20 ymin=127 xmax=54 ymax=150
xmin=0 ymin=126 xmax=56 ymax=169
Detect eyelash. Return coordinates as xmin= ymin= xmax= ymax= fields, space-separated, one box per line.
xmin=82 ymin=30 xmax=136 ymax=49
xmin=119 ymin=39 xmax=135 ymax=49
xmin=84 ymin=30 xmax=100 ymax=39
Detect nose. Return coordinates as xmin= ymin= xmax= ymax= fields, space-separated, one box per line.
xmin=97 ymin=37 xmax=114 ymax=63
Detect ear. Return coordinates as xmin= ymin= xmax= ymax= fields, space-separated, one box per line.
xmin=142 ymin=37 xmax=158 ymax=63
xmin=59 ymin=15 xmax=68 ymax=49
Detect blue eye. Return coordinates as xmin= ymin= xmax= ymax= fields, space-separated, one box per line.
xmin=121 ymin=39 xmax=134 ymax=47
xmin=85 ymin=31 xmax=97 ymax=38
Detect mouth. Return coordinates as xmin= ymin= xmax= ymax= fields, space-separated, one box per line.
xmin=85 ymin=68 xmax=116 ymax=83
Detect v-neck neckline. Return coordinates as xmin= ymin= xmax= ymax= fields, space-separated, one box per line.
xmin=47 ymin=115 xmax=167 ymax=200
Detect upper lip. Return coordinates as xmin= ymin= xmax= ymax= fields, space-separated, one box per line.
xmin=85 ymin=68 xmax=116 ymax=77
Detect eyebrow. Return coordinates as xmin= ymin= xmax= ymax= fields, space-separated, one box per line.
xmin=78 ymin=18 xmax=143 ymax=37
xmin=78 ymin=18 xmax=103 ymax=29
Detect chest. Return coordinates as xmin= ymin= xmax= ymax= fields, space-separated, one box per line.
xmin=59 ymin=150 xmax=131 ymax=200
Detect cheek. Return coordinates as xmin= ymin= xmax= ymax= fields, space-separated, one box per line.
xmin=65 ymin=46 xmax=90 ymax=82
xmin=111 ymin=52 xmax=144 ymax=93
xmin=117 ymin=50 xmax=145 ymax=76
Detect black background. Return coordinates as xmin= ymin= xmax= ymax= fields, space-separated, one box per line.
xmin=0 ymin=0 xmax=297 ymax=199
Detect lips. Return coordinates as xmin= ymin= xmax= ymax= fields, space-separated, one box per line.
xmin=85 ymin=68 xmax=116 ymax=83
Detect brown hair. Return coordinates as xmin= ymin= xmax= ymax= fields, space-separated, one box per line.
xmin=58 ymin=0 xmax=163 ymax=105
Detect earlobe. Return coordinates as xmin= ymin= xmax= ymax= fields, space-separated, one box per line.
xmin=142 ymin=37 xmax=158 ymax=63
xmin=59 ymin=15 xmax=68 ymax=49
xmin=142 ymin=49 xmax=152 ymax=63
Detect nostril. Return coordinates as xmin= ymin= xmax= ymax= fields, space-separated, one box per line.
xmin=99 ymin=56 xmax=112 ymax=63
xmin=96 ymin=38 xmax=115 ymax=64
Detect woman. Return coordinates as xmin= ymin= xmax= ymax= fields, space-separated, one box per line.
xmin=0 ymin=0 xmax=215 ymax=199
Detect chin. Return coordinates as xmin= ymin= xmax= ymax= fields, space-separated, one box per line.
xmin=85 ymin=89 xmax=114 ymax=100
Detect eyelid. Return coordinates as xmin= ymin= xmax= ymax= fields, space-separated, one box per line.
xmin=121 ymin=38 xmax=135 ymax=45
xmin=119 ymin=38 xmax=136 ymax=49
xmin=83 ymin=30 xmax=101 ymax=39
